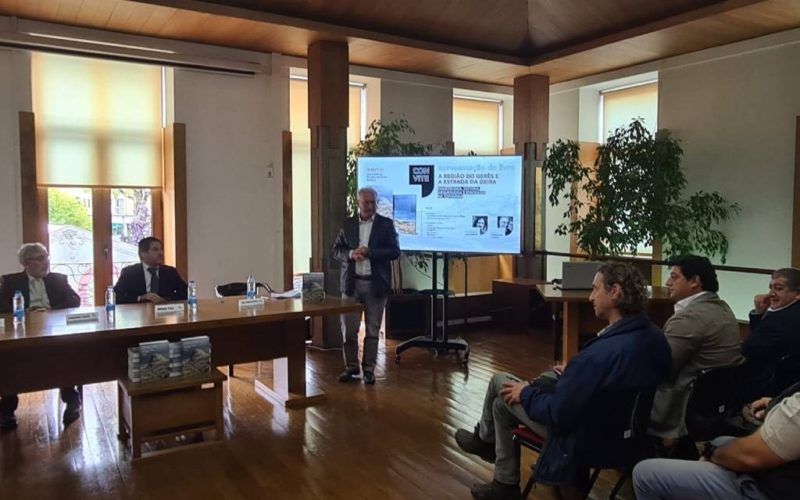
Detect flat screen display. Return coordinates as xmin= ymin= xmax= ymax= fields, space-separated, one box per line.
xmin=357 ymin=155 xmax=523 ymax=253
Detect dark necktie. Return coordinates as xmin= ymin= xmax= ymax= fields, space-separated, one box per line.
xmin=149 ymin=267 xmax=160 ymax=294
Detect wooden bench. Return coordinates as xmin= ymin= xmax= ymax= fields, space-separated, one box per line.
xmin=117 ymin=369 xmax=226 ymax=459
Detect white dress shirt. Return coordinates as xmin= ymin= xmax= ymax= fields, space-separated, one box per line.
xmin=351 ymin=215 xmax=374 ymax=276
xmin=27 ymin=273 xmax=51 ymax=310
xmin=673 ymin=291 xmax=711 ymax=314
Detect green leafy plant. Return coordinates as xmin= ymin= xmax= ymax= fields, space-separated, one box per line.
xmin=543 ymin=119 xmax=739 ymax=262
xmin=48 ymin=189 xmax=92 ymax=231
xmin=345 ymin=117 xmax=443 ymax=282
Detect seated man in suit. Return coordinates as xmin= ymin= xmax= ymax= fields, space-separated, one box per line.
xmin=114 ymin=237 xmax=188 ymax=304
xmin=742 ymin=268 xmax=800 ymax=380
xmin=0 ymin=243 xmax=82 ymax=429
xmin=454 ymin=262 xmax=671 ymax=500
xmin=648 ymin=255 xmax=744 ymax=450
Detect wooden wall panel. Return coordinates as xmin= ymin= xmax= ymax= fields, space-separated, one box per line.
xmin=794 ymin=116 xmax=800 ymax=267
xmin=19 ymin=112 xmax=48 ymax=248
xmin=282 ymin=130 xmax=293 ymax=291
xmin=163 ymin=123 xmax=188 ymax=279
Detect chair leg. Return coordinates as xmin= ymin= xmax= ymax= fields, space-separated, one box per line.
xmin=228 ymin=364 xmax=234 ymax=377
xmin=609 ymin=468 xmax=631 ymax=500
xmin=583 ymin=468 xmax=601 ymax=499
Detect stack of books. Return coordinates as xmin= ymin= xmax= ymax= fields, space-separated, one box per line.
xmin=181 ymin=335 xmax=211 ymax=377
xmin=128 ymin=347 xmax=141 ymax=383
xmin=169 ymin=342 xmax=182 ymax=378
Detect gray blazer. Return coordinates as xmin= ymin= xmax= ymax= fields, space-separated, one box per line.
xmin=649 ymin=292 xmax=744 ymax=438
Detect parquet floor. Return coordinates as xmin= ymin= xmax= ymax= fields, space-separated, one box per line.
xmin=0 ymin=326 xmax=633 ymax=499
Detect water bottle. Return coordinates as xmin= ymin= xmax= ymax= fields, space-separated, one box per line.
xmin=188 ymin=280 xmax=198 ymax=312
xmin=246 ymin=275 xmax=256 ymax=299
xmin=12 ymin=291 xmax=25 ymax=326
xmin=105 ymin=286 xmax=116 ymax=315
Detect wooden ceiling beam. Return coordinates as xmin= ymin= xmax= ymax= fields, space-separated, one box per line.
xmin=132 ymin=0 xmax=528 ymax=65
xmin=526 ymin=0 xmax=768 ymax=65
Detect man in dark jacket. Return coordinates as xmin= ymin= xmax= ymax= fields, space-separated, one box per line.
xmin=331 ymin=187 xmax=400 ymax=385
xmin=455 ymin=262 xmax=671 ymax=499
xmin=114 ymin=237 xmax=188 ymax=304
xmin=0 ymin=243 xmax=82 ymax=429
xmin=742 ymin=268 xmax=800 ymax=381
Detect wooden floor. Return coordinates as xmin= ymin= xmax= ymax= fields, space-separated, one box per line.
xmin=0 ymin=326 xmax=634 ymax=499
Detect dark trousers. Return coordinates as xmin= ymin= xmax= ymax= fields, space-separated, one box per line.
xmin=0 ymin=387 xmax=81 ymax=416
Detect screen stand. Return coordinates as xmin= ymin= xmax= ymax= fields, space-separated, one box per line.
xmin=394 ymin=252 xmax=470 ymax=365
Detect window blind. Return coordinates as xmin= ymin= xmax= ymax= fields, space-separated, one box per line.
xmin=453 ymin=97 xmax=501 ymax=155
xmin=601 ymin=82 xmax=658 ymax=140
xmin=32 ymin=52 xmax=163 ymax=187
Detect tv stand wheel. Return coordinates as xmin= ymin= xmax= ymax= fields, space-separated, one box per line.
xmin=395 ymin=355 xmax=401 ymax=364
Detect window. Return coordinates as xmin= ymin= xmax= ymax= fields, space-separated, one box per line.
xmin=600 ymin=81 xmax=658 ymax=141
xmin=453 ymin=95 xmax=502 ymax=155
xmin=289 ymin=75 xmax=365 ymax=274
xmin=33 ymin=53 xmax=164 ymax=305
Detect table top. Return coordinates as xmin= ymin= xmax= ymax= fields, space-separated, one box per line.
xmin=0 ymin=296 xmax=361 ymax=348
xmin=535 ymin=283 xmax=673 ymax=303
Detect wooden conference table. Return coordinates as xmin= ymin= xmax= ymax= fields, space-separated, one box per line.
xmin=0 ymin=297 xmax=361 ymax=408
xmin=536 ymin=283 xmax=674 ymax=362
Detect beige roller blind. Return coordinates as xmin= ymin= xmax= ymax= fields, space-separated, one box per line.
xmin=601 ymin=82 xmax=658 ymax=140
xmin=453 ymin=97 xmax=501 ymax=155
xmin=32 ymin=53 xmax=163 ymax=187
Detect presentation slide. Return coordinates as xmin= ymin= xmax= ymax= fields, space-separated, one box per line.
xmin=357 ymin=156 xmax=522 ymax=253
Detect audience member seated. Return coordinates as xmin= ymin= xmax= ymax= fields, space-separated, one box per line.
xmin=454 ymin=262 xmax=671 ymax=500
xmin=633 ymin=382 xmax=800 ymax=500
xmin=114 ymin=236 xmax=188 ymax=304
xmin=0 ymin=243 xmax=82 ymax=429
xmin=649 ymin=255 xmax=744 ymax=448
xmin=742 ymin=268 xmax=800 ymax=381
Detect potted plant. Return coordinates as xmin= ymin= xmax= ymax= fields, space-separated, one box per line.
xmin=543 ymin=119 xmax=739 ymax=262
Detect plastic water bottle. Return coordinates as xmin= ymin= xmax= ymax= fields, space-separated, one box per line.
xmin=188 ymin=280 xmax=198 ymax=312
xmin=12 ymin=291 xmax=25 ymax=326
xmin=105 ymin=286 xmax=116 ymax=315
xmin=246 ymin=275 xmax=256 ymax=299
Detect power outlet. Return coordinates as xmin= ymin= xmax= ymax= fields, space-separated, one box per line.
xmin=266 ymin=163 xmax=274 ymax=179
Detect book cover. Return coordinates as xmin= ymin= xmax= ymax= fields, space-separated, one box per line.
xmin=138 ymin=340 xmax=170 ymax=382
xmin=301 ymin=272 xmax=325 ymax=303
xmin=181 ymin=336 xmax=211 ymax=376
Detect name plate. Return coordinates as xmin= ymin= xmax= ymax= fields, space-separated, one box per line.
xmin=66 ymin=312 xmax=99 ymax=324
xmin=238 ymin=297 xmax=266 ymax=309
xmin=154 ymin=303 xmax=186 ymax=315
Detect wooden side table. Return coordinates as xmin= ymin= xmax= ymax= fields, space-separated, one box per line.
xmin=117 ymin=369 xmax=227 ymax=459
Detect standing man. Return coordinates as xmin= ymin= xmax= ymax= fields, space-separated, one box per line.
xmin=114 ymin=237 xmax=187 ymax=304
xmin=331 ymin=187 xmax=400 ymax=385
xmin=0 ymin=243 xmax=82 ymax=429
xmin=648 ymin=255 xmax=743 ymax=451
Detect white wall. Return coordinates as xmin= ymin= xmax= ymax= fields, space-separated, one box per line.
xmin=381 ymin=79 xmax=454 ymax=290
xmin=545 ymin=88 xmax=581 ymax=280
xmin=0 ymin=49 xmax=31 ymax=272
xmin=659 ymin=43 xmax=800 ymax=316
xmin=173 ymin=59 xmax=285 ymax=298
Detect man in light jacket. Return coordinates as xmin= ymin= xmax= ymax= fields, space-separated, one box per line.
xmin=649 ymin=255 xmax=744 ymax=447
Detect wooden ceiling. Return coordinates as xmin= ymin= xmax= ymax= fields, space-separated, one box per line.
xmin=0 ymin=0 xmax=799 ymax=85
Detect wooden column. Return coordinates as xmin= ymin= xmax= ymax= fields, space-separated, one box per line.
xmin=164 ymin=123 xmax=188 ymax=280
xmin=793 ymin=116 xmax=800 ymax=267
xmin=308 ymin=41 xmax=349 ymax=347
xmin=513 ymin=75 xmax=549 ymax=279
xmin=19 ymin=112 xmax=48 ymax=247
xmin=282 ymin=130 xmax=294 ymax=292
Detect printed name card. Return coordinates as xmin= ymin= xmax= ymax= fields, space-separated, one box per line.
xmin=66 ymin=312 xmax=99 ymax=324
xmin=238 ymin=297 xmax=266 ymax=309
xmin=154 ymin=303 xmax=186 ymax=315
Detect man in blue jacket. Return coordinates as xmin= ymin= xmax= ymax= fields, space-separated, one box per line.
xmin=455 ymin=262 xmax=671 ymax=499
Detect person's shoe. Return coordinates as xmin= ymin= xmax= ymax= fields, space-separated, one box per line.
xmin=0 ymin=413 xmax=17 ymax=431
xmin=63 ymin=400 xmax=82 ymax=426
xmin=455 ymin=425 xmax=496 ymax=463
xmin=470 ymin=480 xmax=521 ymax=500
xmin=338 ymin=368 xmax=360 ymax=383
xmin=363 ymin=371 xmax=375 ymax=385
